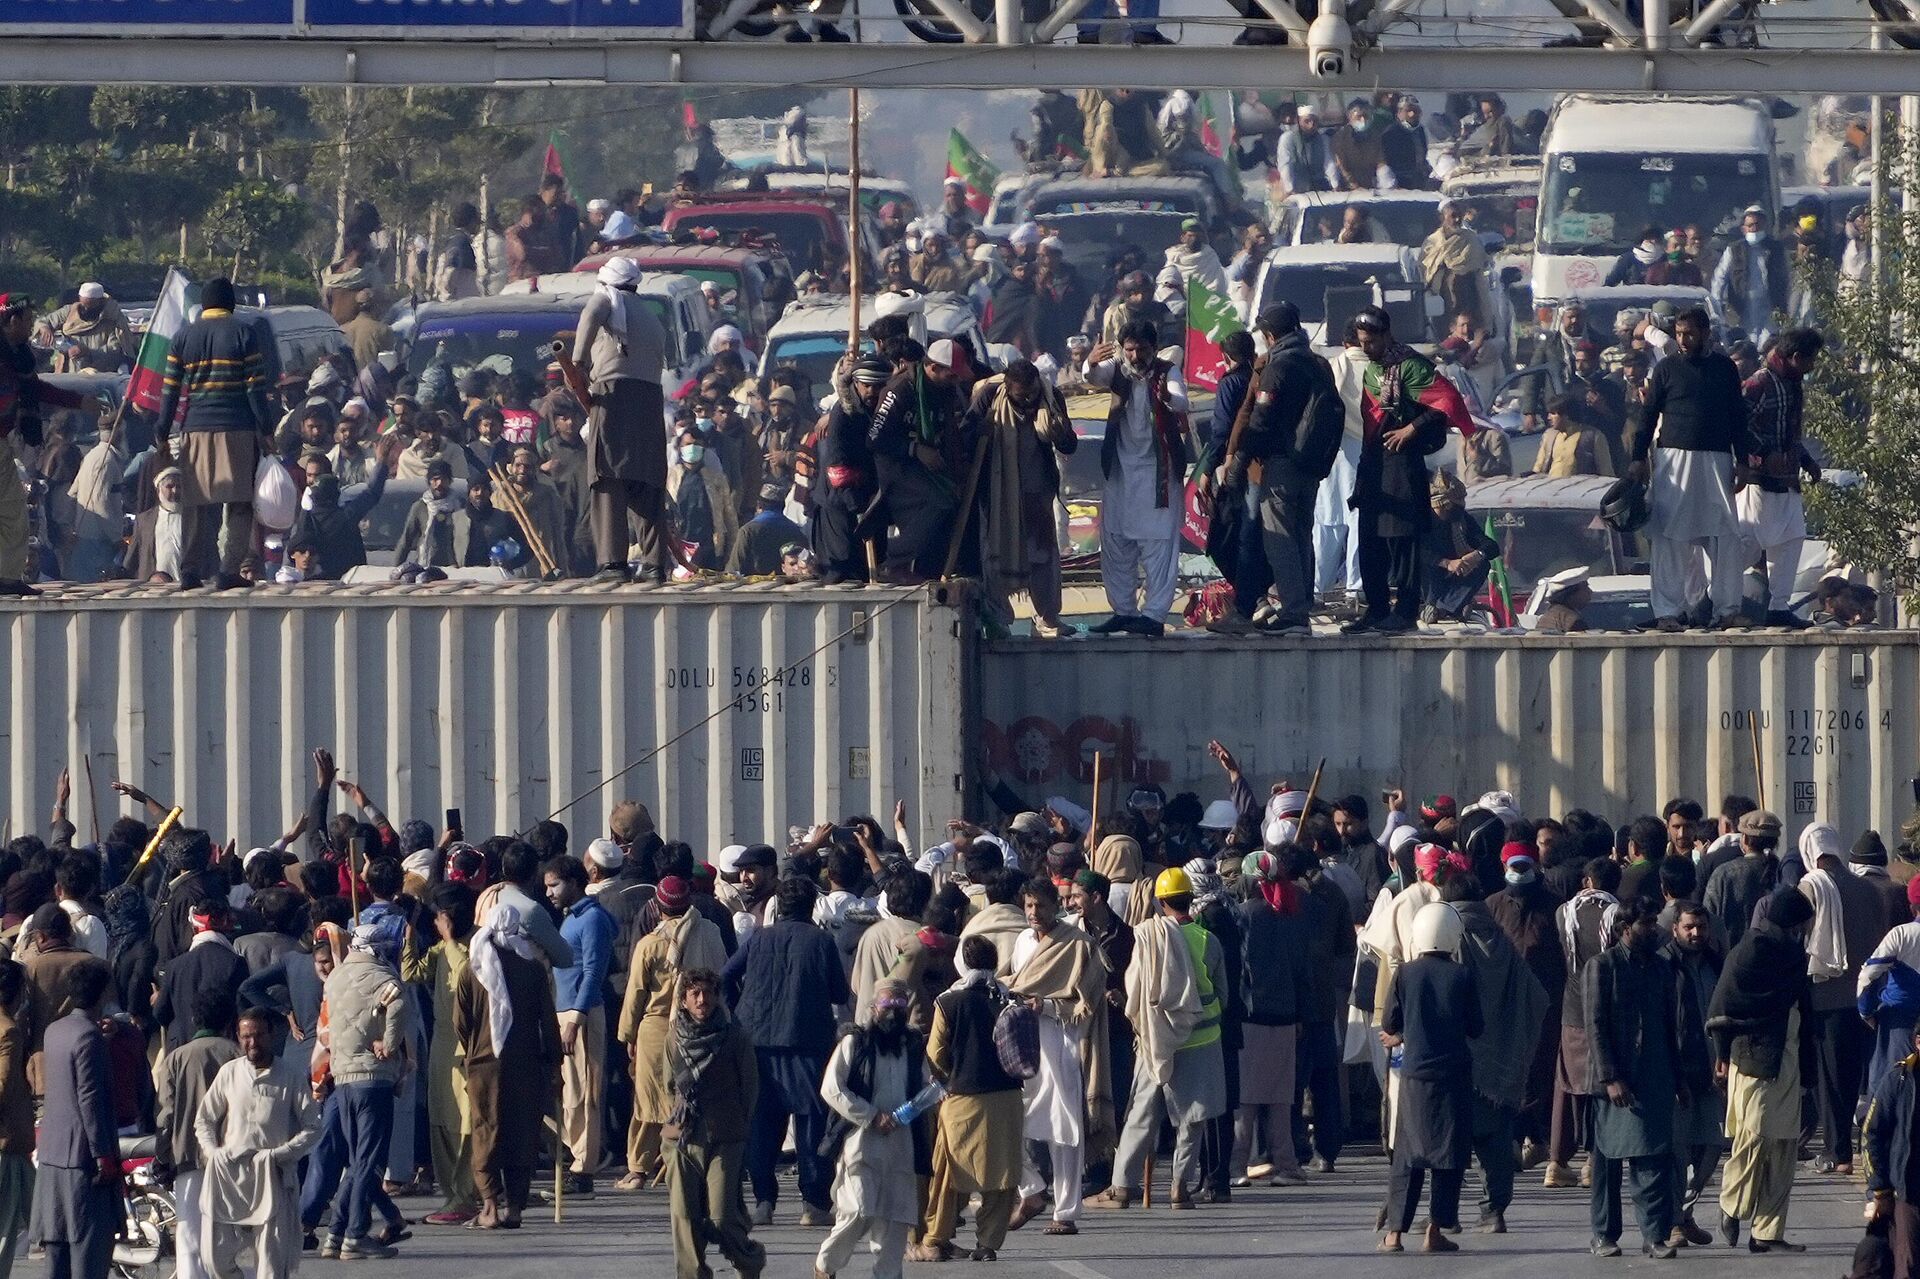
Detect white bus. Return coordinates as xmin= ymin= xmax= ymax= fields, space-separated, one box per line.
xmin=1532 ymin=95 xmax=1780 ymax=305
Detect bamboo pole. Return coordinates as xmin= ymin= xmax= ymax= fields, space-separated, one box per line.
xmin=847 ymin=88 xmax=862 ymax=347
xmin=131 ymin=806 xmax=185 ymax=876
xmin=488 ymin=464 xmax=559 ymax=577
xmin=940 ymin=435 xmax=990 ymax=580
xmin=82 ymin=756 xmax=102 ymax=847
xmin=1750 ymin=710 xmax=1765 ymax=810
xmin=1087 ymin=752 xmax=1104 ymax=852
xmin=1300 ymin=757 xmax=1327 ymax=818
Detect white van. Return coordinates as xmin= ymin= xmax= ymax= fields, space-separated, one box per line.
xmin=1532 ymin=95 xmax=1779 ymax=305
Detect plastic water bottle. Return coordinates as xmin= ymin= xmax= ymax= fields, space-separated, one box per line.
xmin=892 ymin=1080 xmax=947 ymax=1126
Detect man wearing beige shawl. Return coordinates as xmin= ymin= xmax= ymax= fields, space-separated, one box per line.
xmin=960 ymin=871 xmax=1030 ymax=979
xmin=1007 ymin=879 xmax=1111 ymax=1236
xmin=1091 ymin=835 xmax=1149 ymax=928
xmin=966 ymin=362 xmax=1077 ymax=638
xmin=851 ymin=874 xmax=934 ymax=1033
xmin=1420 ymin=202 xmax=1492 ymax=333
xmin=616 ymin=876 xmax=726 ymax=1188
xmin=194 ymin=1009 xmax=323 ymax=1279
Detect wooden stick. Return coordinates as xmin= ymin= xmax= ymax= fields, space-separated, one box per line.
xmin=940 ymin=434 xmax=992 ymax=581
xmin=82 ymin=756 xmax=102 ymax=848
xmin=348 ymin=844 xmax=360 ymax=919
xmin=130 ymin=806 xmax=184 ymax=875
xmin=1087 ymin=752 xmax=1104 ymax=853
xmin=847 ymin=88 xmax=862 ymax=346
xmin=553 ymin=1118 xmax=565 ymax=1224
xmin=1750 ymin=710 xmax=1765 ymax=811
xmin=488 ymin=465 xmax=559 ymax=577
xmin=1300 ymin=757 xmax=1327 ymax=818
xmin=1142 ymin=1153 xmax=1154 ymax=1209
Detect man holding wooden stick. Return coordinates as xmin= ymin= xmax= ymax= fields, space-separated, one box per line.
xmin=572 ymin=257 xmax=671 ymax=584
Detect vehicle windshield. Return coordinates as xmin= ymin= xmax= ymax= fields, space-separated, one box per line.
xmin=1256 ymin=263 xmax=1409 ymax=324
xmin=1449 ymin=193 xmax=1536 ymax=247
xmin=360 ymin=483 xmax=425 ymax=555
xmin=765 ymin=334 xmax=866 ymax=392
xmin=672 ymin=211 xmax=832 ymax=275
xmin=1297 ymin=201 xmax=1439 ymax=247
xmin=1539 ymin=152 xmax=1769 ymax=254
xmin=1471 ymin=506 xmax=1623 ymax=589
xmin=407 ymin=300 xmax=668 ymax=382
xmin=1033 ymin=209 xmax=1191 ymax=275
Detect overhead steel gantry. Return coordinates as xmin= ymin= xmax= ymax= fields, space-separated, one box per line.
xmin=0 ymin=0 xmax=1913 ymax=92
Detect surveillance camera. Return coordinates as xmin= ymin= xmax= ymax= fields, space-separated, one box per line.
xmin=1306 ymin=10 xmax=1353 ymax=78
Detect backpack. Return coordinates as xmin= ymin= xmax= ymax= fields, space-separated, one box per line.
xmin=1294 ymin=355 xmax=1346 ymax=483
xmin=990 ymin=992 xmax=1041 ymax=1080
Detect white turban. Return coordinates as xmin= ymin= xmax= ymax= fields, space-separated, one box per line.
xmin=707 ymin=324 xmax=743 ymax=355
xmin=596 ymin=256 xmax=641 ymax=343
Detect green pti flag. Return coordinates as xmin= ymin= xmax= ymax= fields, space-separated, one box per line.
xmin=127 ymin=267 xmax=196 ymax=416
xmin=1485 ymin=513 xmax=1513 ymax=625
xmin=945 ymin=129 xmax=1000 ymax=217
xmin=1184 ymin=273 xmax=1244 ymax=390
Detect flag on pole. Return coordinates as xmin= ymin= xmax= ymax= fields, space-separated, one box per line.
xmin=1485 ymin=514 xmax=1513 ymax=626
xmin=127 ymin=268 xmax=195 ymax=415
xmin=681 ymin=101 xmax=698 ymax=130
xmin=1184 ymin=273 xmax=1244 ymax=390
xmin=1197 ymin=92 xmax=1234 ymax=160
xmin=945 ymin=129 xmax=1000 ymax=217
xmin=542 ymin=130 xmax=571 ymax=181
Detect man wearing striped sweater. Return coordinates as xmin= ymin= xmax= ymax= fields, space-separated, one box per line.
xmin=154 ymin=276 xmax=271 ymax=589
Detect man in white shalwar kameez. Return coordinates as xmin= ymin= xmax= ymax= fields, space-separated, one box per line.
xmin=1006 ymin=880 xmax=1109 ymax=1235
xmin=1314 ymin=338 xmax=1367 ymax=596
xmin=1085 ymin=321 xmax=1190 ymax=636
xmin=814 ymin=981 xmax=923 ymax=1279
xmin=194 ymin=1010 xmax=322 ymax=1279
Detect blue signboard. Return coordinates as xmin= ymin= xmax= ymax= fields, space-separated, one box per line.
xmin=0 ymin=0 xmax=292 ymax=32
xmin=304 ymin=0 xmax=688 ymax=33
xmin=0 ymin=0 xmax=688 ymax=34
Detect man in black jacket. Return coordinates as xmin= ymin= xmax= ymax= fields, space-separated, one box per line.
xmin=153 ymin=897 xmax=249 ymax=1053
xmin=1663 ymin=901 xmax=1723 ymax=1248
xmin=724 ymin=876 xmax=848 ymax=1227
xmin=1583 ymin=898 xmax=1683 ymax=1259
xmin=1344 ymin=306 xmax=1454 ymax=633
xmin=1216 ymin=303 xmax=1337 ymax=634
xmin=813 ymin=357 xmax=885 ymax=584
xmin=1630 ymin=307 xmax=1753 ymax=632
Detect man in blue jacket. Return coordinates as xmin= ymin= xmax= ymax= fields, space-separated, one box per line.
xmin=546 ymin=854 xmax=615 ymax=1197
xmin=28 ymin=962 xmax=120 ymax=1279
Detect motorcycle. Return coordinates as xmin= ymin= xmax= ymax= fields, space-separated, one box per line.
xmin=113 ymin=1138 xmax=176 ymax=1279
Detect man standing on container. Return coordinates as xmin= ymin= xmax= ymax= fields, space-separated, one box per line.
xmin=1085 ymin=320 xmax=1189 ymax=638
xmin=153 ymin=276 xmax=272 ymax=589
xmin=1629 ymin=306 xmax=1751 ymax=633
xmin=573 ymin=257 xmax=671 ymax=583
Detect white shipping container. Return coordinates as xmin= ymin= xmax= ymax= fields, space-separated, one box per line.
xmin=1 ymin=582 xmax=972 ymax=856
xmin=980 ymin=633 xmax=1920 ymax=840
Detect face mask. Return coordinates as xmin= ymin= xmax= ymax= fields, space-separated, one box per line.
xmin=1351 ymin=118 xmax=1369 ymax=132
xmin=695 ymin=416 xmax=714 ymax=433
xmin=1668 ymin=250 xmax=1683 ymax=262
xmin=1744 ymin=230 xmax=1764 ymax=245
xmin=1505 ymin=867 xmax=1537 ymax=886
xmin=680 ymin=444 xmax=704 ymax=465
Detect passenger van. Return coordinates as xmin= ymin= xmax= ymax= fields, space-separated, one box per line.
xmin=1532 ymin=95 xmax=1779 ymax=305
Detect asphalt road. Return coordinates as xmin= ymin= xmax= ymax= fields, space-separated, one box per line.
xmin=188 ymin=1149 xmax=1870 ymax=1279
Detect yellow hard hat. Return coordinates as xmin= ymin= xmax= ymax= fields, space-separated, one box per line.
xmin=1154 ymin=867 xmax=1194 ymax=900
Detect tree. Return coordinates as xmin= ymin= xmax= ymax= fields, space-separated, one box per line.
xmin=203 ymin=178 xmax=314 ymax=281
xmin=1802 ymin=126 xmax=1920 ymax=606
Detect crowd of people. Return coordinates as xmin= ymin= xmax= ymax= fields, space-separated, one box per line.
xmin=0 ymin=745 xmax=1916 ymax=1277
xmin=0 ymin=90 xmax=1880 ymax=634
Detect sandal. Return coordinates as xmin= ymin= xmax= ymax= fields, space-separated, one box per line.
xmin=907 ymin=1243 xmax=955 ymax=1263
xmin=1043 ymin=1222 xmax=1078 ymax=1236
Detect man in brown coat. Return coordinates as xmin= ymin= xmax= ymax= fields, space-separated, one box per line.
xmin=19 ymin=905 xmax=112 ymax=1094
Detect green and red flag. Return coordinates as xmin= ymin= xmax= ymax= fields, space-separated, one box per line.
xmin=1184 ymin=273 xmax=1244 ymax=390
xmin=127 ymin=268 xmax=195 ymax=416
xmin=945 ymin=128 xmax=1000 ymax=217
xmin=1197 ymin=91 xmax=1234 ymax=160
xmin=541 ymin=129 xmax=572 ymax=181
xmin=1485 ymin=513 xmax=1514 ymax=626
